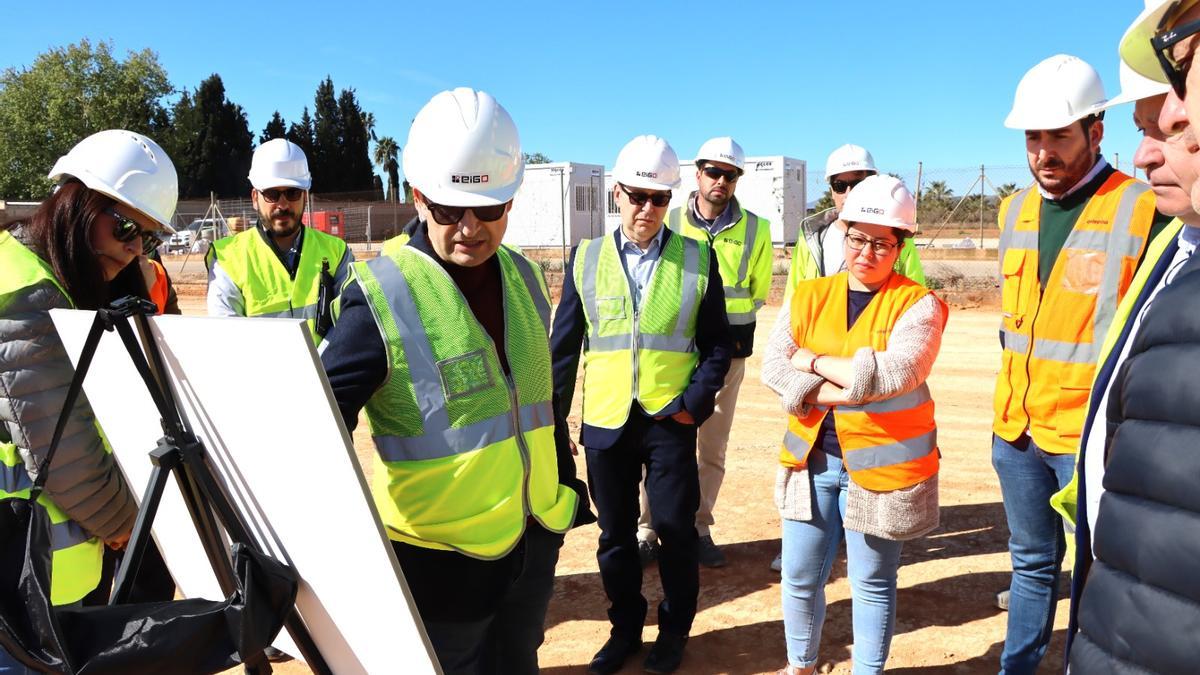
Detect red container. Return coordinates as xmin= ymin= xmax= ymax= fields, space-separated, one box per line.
xmin=302 ymin=210 xmax=346 ymax=238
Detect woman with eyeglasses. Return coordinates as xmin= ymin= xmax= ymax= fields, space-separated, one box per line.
xmin=762 ymin=175 xmax=947 ymax=675
xmin=783 ymin=145 xmax=926 ymax=305
xmin=0 ymin=130 xmax=178 ymax=644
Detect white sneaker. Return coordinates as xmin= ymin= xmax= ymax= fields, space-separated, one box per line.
xmin=770 ymin=552 xmax=782 ymax=572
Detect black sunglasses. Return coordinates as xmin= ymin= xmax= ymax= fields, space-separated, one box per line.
xmin=830 ymin=175 xmax=872 ymax=194
xmin=425 ymin=200 xmax=510 ymax=226
xmin=260 ymin=187 xmax=305 ymax=203
xmin=618 ymin=183 xmax=672 ymax=207
xmin=701 ymin=165 xmax=741 ymax=183
xmin=106 ymin=208 xmax=163 ymax=255
xmin=1152 ymin=3 xmax=1200 ymax=98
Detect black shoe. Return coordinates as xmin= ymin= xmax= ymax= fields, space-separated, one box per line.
xmin=638 ymin=539 xmax=660 ymax=568
xmin=697 ymin=535 xmax=727 ymax=568
xmin=588 ymin=634 xmax=642 ymax=675
xmin=643 ymin=632 xmax=687 ymax=674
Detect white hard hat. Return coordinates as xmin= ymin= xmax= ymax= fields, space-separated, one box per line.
xmin=48 ymin=129 xmax=178 ymax=232
xmin=612 ymin=135 xmax=681 ymax=191
xmin=694 ymin=136 xmax=745 ymax=170
xmin=1102 ymin=60 xmax=1171 ymax=111
xmin=249 ymin=138 xmax=312 ymax=191
xmin=840 ymin=175 xmax=917 ymax=234
xmin=1119 ymin=0 xmax=1176 ymax=84
xmin=402 ymin=87 xmax=523 ymax=207
xmin=825 ymin=144 xmax=877 ymax=180
xmin=1004 ymin=54 xmax=1108 ymax=130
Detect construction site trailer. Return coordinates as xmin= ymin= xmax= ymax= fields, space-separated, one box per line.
xmin=504 ymin=162 xmax=607 ymax=248
xmin=604 ymin=155 xmax=807 ymax=244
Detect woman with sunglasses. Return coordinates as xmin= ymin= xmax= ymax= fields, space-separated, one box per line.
xmin=0 ymin=130 xmax=178 ymax=637
xmin=763 ymin=175 xmax=947 ymax=675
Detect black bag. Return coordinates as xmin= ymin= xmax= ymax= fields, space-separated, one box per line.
xmin=0 ymin=306 xmax=299 ymax=674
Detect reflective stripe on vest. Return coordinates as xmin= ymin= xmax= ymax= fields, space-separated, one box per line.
xmin=574 ymin=231 xmax=708 ymax=428
xmin=994 ymin=172 xmax=1154 ymax=453
xmin=668 ymin=204 xmax=762 ymax=325
xmin=0 ymin=236 xmax=105 ymax=605
xmin=354 ymin=245 xmax=575 ymax=558
xmin=780 ymin=273 xmax=942 ymax=491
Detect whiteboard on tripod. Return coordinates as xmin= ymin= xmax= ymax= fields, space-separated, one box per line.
xmin=51 ymin=310 xmax=437 ymax=675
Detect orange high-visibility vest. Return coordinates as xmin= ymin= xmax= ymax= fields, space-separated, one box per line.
xmin=779 ymin=272 xmax=945 ymax=492
xmin=148 ymin=259 xmax=169 ymax=315
xmin=993 ymin=171 xmax=1155 ymax=454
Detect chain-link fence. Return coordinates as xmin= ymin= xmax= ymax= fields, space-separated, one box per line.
xmin=168 ymin=192 xmax=417 ymax=254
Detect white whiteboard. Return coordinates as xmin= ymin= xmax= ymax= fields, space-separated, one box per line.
xmin=50 ymin=310 xmax=437 ymax=674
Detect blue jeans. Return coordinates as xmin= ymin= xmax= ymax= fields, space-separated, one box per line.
xmin=780 ymin=451 xmax=903 ymax=675
xmin=992 ymin=433 xmax=1076 ymax=674
xmin=0 ymin=648 xmax=33 ymax=674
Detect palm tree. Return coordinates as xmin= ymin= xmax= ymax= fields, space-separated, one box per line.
xmin=373 ymin=136 xmax=400 ymax=203
xmin=996 ymin=182 xmax=1020 ymax=199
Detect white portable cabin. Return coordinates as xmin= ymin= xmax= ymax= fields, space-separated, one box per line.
xmin=504 ymin=162 xmax=607 ymax=248
xmin=604 ymin=155 xmax=807 ymax=244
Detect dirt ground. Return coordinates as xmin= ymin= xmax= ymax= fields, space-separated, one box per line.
xmin=180 ymin=290 xmax=1068 ymax=675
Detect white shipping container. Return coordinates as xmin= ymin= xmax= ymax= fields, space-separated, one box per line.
xmin=504 ymin=162 xmax=607 ymax=248
xmin=604 ymin=155 xmax=807 ymax=244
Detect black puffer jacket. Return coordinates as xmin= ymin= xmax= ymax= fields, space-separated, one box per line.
xmin=1069 ymin=251 xmax=1200 ymax=672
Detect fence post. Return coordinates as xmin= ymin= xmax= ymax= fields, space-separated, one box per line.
xmin=979 ymin=164 xmax=986 ymax=248
xmin=914 ymin=161 xmax=923 ymax=231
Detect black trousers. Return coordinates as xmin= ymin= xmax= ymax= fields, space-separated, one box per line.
xmin=585 ymin=413 xmax=700 ymax=638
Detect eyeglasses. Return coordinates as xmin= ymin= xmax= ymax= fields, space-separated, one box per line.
xmin=260 ymin=187 xmax=305 ymax=203
xmin=830 ymin=175 xmax=873 ymax=194
xmin=618 ymin=183 xmax=672 ymax=207
xmin=1153 ymin=4 xmax=1200 ymax=98
xmin=106 ymin=208 xmax=163 ymax=255
xmin=424 ymin=200 xmax=511 ymax=226
xmin=845 ymin=231 xmax=899 ymax=256
xmin=701 ymin=166 xmax=741 ymax=183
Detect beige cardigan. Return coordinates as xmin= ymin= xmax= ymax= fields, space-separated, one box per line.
xmin=762 ymin=288 xmax=947 ymax=541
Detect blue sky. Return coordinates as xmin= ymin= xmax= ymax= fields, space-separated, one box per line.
xmin=2 ymin=1 xmax=1148 ymax=195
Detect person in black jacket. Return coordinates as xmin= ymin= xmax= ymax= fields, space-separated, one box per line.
xmin=552 ymin=135 xmax=733 ymax=675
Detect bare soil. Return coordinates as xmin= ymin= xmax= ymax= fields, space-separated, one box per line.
xmin=182 ymin=292 xmax=1067 ymax=675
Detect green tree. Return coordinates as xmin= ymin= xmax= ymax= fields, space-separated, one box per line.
xmin=165 ymin=74 xmax=253 ymax=199
xmin=0 ymin=39 xmax=173 ymax=198
xmin=918 ymin=180 xmax=955 ymax=223
xmin=337 ymin=87 xmax=376 ymax=194
xmin=260 ymin=111 xmax=287 ymax=144
xmin=996 ymin=182 xmax=1020 ymax=199
xmin=286 ymin=107 xmax=314 ymax=159
xmin=311 ymin=76 xmax=342 ymax=191
xmin=373 ymin=136 xmax=400 ymax=202
xmin=523 ymin=152 xmax=552 ymax=164
xmin=813 ymin=189 xmax=834 ymax=213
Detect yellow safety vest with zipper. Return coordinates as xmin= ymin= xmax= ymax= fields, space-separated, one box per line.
xmin=666 ymin=201 xmax=771 ymax=326
xmin=993 ymin=172 xmax=1155 ymax=454
xmin=205 ymin=226 xmax=349 ymax=342
xmin=0 ymin=231 xmax=104 ymax=605
xmin=574 ymin=231 xmax=710 ymax=430
xmin=352 ymin=243 xmax=576 ymax=559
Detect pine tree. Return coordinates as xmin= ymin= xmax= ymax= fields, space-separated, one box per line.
xmin=166 ymin=74 xmax=253 ymax=199
xmin=260 ymin=111 xmax=287 ymax=144
xmin=311 ymin=76 xmax=342 ymax=191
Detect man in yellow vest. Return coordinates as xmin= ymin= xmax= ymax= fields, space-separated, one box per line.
xmin=205 ymin=139 xmax=353 ymax=343
xmin=320 ymin=88 xmax=591 ymax=674
xmin=630 ymin=137 xmax=770 ymax=569
xmin=552 ymin=135 xmax=733 ymax=674
xmin=991 ymin=54 xmax=1170 ymax=674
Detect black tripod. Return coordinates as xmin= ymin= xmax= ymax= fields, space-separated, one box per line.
xmin=76 ymin=297 xmax=331 ymax=675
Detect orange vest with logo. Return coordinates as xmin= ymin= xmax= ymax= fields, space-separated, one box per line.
xmin=993 ymin=171 xmax=1155 ymax=454
xmin=780 ymin=272 xmax=944 ymax=492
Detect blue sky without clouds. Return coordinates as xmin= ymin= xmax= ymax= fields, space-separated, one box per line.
xmin=2 ymin=1 xmax=1147 ymax=194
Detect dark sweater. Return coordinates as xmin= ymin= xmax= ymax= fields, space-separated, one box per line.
xmin=814 ymin=288 xmax=878 ymax=459
xmin=319 ymin=222 xmax=593 ymax=621
xmin=1068 ymin=247 xmax=1200 ymax=672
